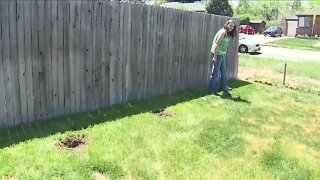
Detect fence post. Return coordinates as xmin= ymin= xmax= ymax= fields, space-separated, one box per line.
xmin=283 ymin=63 xmax=287 ymax=85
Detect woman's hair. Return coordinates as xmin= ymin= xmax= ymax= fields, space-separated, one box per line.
xmin=223 ymin=19 xmax=236 ymax=38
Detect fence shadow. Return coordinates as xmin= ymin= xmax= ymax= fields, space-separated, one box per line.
xmin=0 ymin=79 xmax=251 ymax=149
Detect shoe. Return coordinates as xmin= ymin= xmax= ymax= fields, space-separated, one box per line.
xmin=227 ymin=86 xmax=232 ymax=91
xmin=211 ymin=92 xmax=220 ymax=96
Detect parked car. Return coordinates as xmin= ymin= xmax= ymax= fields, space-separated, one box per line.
xmin=239 ymin=25 xmax=256 ymax=35
xmin=238 ymin=34 xmax=261 ymax=53
xmin=264 ymin=26 xmax=282 ymax=37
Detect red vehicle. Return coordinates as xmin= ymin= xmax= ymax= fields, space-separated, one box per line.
xmin=239 ymin=25 xmax=256 ymax=35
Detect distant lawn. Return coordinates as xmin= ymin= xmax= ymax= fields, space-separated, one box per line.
xmin=1 ymin=56 xmax=320 ymax=179
xmin=266 ymin=38 xmax=320 ymax=51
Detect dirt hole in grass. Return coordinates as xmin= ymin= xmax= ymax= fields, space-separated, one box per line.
xmin=56 ymin=134 xmax=88 ymax=148
xmin=152 ymin=109 xmax=176 ymax=117
xmin=92 ymin=171 xmax=108 ymax=180
xmin=254 ymin=80 xmax=276 ymax=86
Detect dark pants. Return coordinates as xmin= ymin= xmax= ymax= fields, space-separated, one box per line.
xmin=209 ymin=55 xmax=228 ymax=94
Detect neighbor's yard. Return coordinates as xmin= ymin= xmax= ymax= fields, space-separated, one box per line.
xmin=0 ymin=55 xmax=319 ymax=179
xmin=266 ymin=38 xmax=320 ymax=51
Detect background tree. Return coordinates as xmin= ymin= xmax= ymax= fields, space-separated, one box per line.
xmin=167 ymin=0 xmax=195 ymax=2
xmin=235 ymin=0 xmax=250 ymax=16
xmin=307 ymin=0 xmax=320 ymax=9
xmin=292 ymin=0 xmax=302 ymax=13
xmin=206 ymin=0 xmax=233 ymax=16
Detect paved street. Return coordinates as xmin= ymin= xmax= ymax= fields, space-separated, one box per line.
xmin=253 ymin=45 xmax=320 ymax=62
xmin=241 ymin=34 xmax=320 ymax=62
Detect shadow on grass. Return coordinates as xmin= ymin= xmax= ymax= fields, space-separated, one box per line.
xmin=0 ymin=79 xmax=251 ymax=149
xmin=221 ymin=91 xmax=250 ymax=104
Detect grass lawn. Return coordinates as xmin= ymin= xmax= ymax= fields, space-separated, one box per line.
xmin=1 ymin=56 xmax=320 ymax=179
xmin=266 ymin=38 xmax=320 ymax=51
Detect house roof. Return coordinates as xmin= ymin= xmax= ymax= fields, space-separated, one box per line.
xmin=285 ymin=15 xmax=298 ymax=20
xmin=250 ymin=20 xmax=265 ymax=24
xmin=296 ymin=8 xmax=320 ymax=16
xmin=159 ymin=1 xmax=206 ymax=12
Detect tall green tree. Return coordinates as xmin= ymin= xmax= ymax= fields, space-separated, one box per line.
xmin=235 ymin=0 xmax=250 ymax=16
xmin=251 ymin=1 xmax=278 ymax=21
xmin=167 ymin=0 xmax=195 ymax=2
xmin=206 ymin=0 xmax=233 ymax=17
xmin=292 ymin=0 xmax=302 ymax=13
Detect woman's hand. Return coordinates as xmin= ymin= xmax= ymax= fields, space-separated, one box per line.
xmin=212 ymin=56 xmax=217 ymax=63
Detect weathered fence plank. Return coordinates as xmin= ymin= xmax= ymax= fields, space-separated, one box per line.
xmin=63 ymin=0 xmax=71 ymax=114
xmin=31 ymin=0 xmax=40 ymax=119
xmin=0 ymin=1 xmax=8 ymax=127
xmin=17 ymin=0 xmax=28 ymax=123
xmin=9 ymin=0 xmax=22 ymax=125
xmin=57 ymin=0 xmax=65 ymax=115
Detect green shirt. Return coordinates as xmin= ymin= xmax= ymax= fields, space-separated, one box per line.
xmin=210 ymin=30 xmax=231 ymax=55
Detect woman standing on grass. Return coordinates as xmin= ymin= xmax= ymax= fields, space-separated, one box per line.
xmin=209 ymin=19 xmax=236 ymax=96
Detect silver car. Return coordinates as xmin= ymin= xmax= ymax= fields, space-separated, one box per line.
xmin=238 ymin=34 xmax=261 ymax=53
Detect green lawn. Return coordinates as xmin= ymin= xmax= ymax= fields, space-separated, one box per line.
xmin=266 ymin=38 xmax=320 ymax=51
xmin=1 ymin=57 xmax=320 ymax=179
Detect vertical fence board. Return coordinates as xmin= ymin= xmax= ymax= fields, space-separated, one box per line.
xmin=63 ymin=0 xmax=70 ymax=114
xmin=85 ymin=1 xmax=93 ymax=110
xmin=105 ymin=2 xmax=111 ymax=105
xmin=68 ymin=1 xmax=76 ymax=113
xmin=143 ymin=5 xmax=150 ymax=98
xmin=94 ymin=1 xmax=102 ymax=108
xmin=57 ymin=0 xmax=64 ymax=115
xmin=100 ymin=2 xmax=106 ymax=107
xmin=149 ymin=6 xmax=156 ymax=97
xmin=38 ymin=0 xmax=47 ymax=119
xmin=51 ymin=0 xmax=59 ymax=116
xmin=0 ymin=1 xmax=8 ymax=127
xmin=75 ymin=1 xmax=82 ymax=112
xmin=124 ymin=3 xmax=131 ymax=101
xmin=31 ymin=0 xmax=40 ymax=119
xmin=122 ymin=3 xmax=129 ymax=101
xmin=25 ymin=1 xmax=34 ymax=122
xmin=79 ymin=1 xmax=87 ymax=112
xmin=119 ymin=2 xmax=124 ymax=103
xmin=17 ymin=0 xmax=28 ymax=123
xmin=9 ymin=0 xmax=22 ymax=124
xmin=110 ymin=1 xmax=120 ymax=105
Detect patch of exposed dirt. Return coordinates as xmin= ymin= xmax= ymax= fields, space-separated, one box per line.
xmin=239 ymin=66 xmax=320 ymax=94
xmin=56 ymin=134 xmax=88 ymax=148
xmin=254 ymin=80 xmax=276 ymax=86
xmin=245 ymin=135 xmax=273 ymax=154
xmin=92 ymin=172 xmax=108 ymax=180
xmin=285 ymin=138 xmax=320 ymax=160
xmin=238 ymin=66 xmax=274 ymax=80
xmin=152 ymin=109 xmax=176 ymax=117
xmin=244 ymin=117 xmax=258 ymax=125
xmin=262 ymin=124 xmax=282 ymax=133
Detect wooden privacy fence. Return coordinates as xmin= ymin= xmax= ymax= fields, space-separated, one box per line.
xmin=0 ymin=0 xmax=239 ymax=127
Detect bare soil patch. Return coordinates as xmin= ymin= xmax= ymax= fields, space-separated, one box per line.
xmin=56 ymin=134 xmax=88 ymax=148
xmin=152 ymin=109 xmax=176 ymax=117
